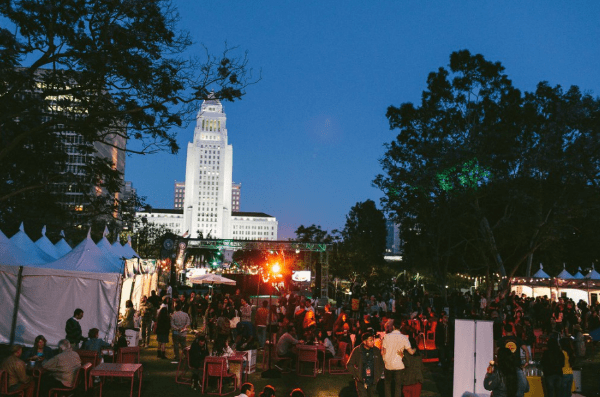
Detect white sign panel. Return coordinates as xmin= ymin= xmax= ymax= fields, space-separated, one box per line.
xmin=453 ymin=319 xmax=494 ymax=397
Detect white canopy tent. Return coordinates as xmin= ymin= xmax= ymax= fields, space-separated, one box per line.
xmin=0 ymin=264 xmax=122 ymax=348
xmin=1 ymin=230 xmax=48 ymax=266
xmin=10 ymin=223 xmax=54 ymax=264
xmin=34 ymin=226 xmax=60 ymax=260
xmin=42 ymin=231 xmax=124 ymax=274
xmin=54 ymin=231 xmax=72 ymax=257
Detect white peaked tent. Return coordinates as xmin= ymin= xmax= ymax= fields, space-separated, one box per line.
xmin=10 ymin=223 xmax=54 ymax=264
xmin=34 ymin=226 xmax=60 ymax=260
xmin=111 ymin=240 xmax=127 ymax=258
xmin=585 ymin=265 xmax=600 ymax=280
xmin=42 ymin=230 xmax=123 ymax=273
xmin=97 ymin=227 xmax=124 ymax=268
xmin=0 ymin=264 xmax=121 ymax=347
xmin=122 ymin=236 xmax=139 ymax=259
xmin=533 ymin=264 xmax=551 ymax=279
xmin=54 ymin=231 xmax=72 ymax=257
xmin=556 ymin=264 xmax=574 ymax=280
xmin=0 ymin=230 xmax=47 ymax=266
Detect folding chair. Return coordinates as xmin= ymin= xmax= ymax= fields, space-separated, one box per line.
xmin=117 ymin=347 xmax=140 ymax=364
xmin=202 ymin=357 xmax=237 ymax=395
xmin=296 ymin=346 xmax=318 ymax=377
xmin=0 ymin=370 xmax=24 ymax=397
xmin=328 ymin=342 xmax=349 ymax=374
xmin=49 ymin=365 xmax=86 ymax=397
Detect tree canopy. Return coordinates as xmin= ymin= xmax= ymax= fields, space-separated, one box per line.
xmin=0 ymin=0 xmax=255 ymax=233
xmin=374 ymin=50 xmax=600 ymax=285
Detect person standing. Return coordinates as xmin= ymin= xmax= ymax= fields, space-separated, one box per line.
xmin=255 ymin=300 xmax=269 ymax=348
xmin=381 ymin=320 xmax=413 ymax=397
xmin=156 ymin=296 xmax=171 ymax=359
xmin=484 ymin=347 xmax=529 ymax=397
xmin=402 ymin=337 xmax=425 ymax=397
xmin=435 ymin=312 xmax=452 ymax=371
xmin=541 ymin=338 xmax=565 ymax=397
xmin=139 ymin=295 xmax=155 ymax=347
xmin=171 ymin=300 xmax=191 ymax=361
xmin=65 ymin=308 xmax=84 ymax=349
xmin=347 ymin=333 xmax=385 ymax=397
xmin=189 ymin=292 xmax=199 ymax=332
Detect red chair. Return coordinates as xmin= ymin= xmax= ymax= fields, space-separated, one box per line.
xmin=328 ymin=342 xmax=349 ymax=374
xmin=77 ymin=350 xmax=100 ymax=367
xmin=48 ymin=364 xmax=87 ymax=397
xmin=202 ymin=357 xmax=237 ymax=395
xmin=296 ymin=346 xmax=318 ymax=377
xmin=117 ymin=347 xmax=140 ymax=364
xmin=0 ymin=370 xmax=24 ymax=396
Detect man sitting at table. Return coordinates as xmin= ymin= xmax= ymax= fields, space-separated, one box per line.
xmin=0 ymin=344 xmax=35 ymax=397
xmin=41 ymin=339 xmax=81 ymax=396
xmin=276 ymin=326 xmax=302 ymax=369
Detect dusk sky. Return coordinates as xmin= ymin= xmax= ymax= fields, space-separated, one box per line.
xmin=125 ymin=1 xmax=600 ymax=240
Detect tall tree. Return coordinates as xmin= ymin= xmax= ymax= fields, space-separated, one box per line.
xmin=374 ymin=50 xmax=600 ymax=287
xmin=335 ymin=199 xmax=387 ymax=280
xmin=0 ymin=0 xmax=255 ymax=231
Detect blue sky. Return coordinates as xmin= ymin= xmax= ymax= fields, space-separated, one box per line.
xmin=125 ymin=1 xmax=600 ymax=239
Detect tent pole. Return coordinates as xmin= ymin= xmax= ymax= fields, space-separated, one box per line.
xmin=9 ymin=266 xmax=24 ymax=345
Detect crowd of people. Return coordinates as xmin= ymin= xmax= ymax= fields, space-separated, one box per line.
xmin=2 ymin=281 xmax=598 ymax=397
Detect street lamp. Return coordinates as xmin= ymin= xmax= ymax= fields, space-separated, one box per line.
xmin=262 ymin=261 xmax=282 ymax=378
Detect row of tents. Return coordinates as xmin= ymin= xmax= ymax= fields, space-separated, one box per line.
xmin=511 ymin=264 xmax=600 ymax=304
xmin=0 ymin=223 xmax=139 ymax=272
xmin=0 ymin=224 xmax=142 ymax=348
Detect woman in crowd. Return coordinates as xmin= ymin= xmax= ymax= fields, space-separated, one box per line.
xmin=156 ymin=297 xmax=171 ymax=359
xmin=402 ymin=336 xmax=425 ymax=397
xmin=484 ymin=347 xmax=529 ymax=397
xmin=121 ymin=300 xmax=135 ymax=329
xmin=81 ymin=328 xmax=112 ymax=355
xmin=23 ymin=335 xmax=54 ymax=362
xmin=541 ymin=338 xmax=565 ymax=397
xmin=559 ymin=338 xmax=575 ymax=397
xmin=212 ymin=337 xmax=234 ymax=357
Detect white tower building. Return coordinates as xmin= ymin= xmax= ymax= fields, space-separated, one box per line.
xmin=182 ymin=95 xmax=233 ymax=238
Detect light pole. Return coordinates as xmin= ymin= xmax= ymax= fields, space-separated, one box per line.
xmin=262 ymin=262 xmax=282 ymax=378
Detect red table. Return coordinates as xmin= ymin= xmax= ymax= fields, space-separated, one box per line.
xmin=296 ymin=344 xmax=327 ymax=373
xmin=90 ymin=363 xmax=143 ymax=397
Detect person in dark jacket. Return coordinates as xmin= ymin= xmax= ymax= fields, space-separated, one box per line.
xmin=541 ymin=338 xmax=565 ymax=397
xmin=65 ymin=308 xmax=84 ymax=348
xmin=23 ymin=335 xmax=55 ymax=362
xmin=484 ymin=347 xmax=529 ymax=397
xmin=189 ymin=334 xmax=209 ymax=390
xmin=402 ymin=337 xmax=424 ymax=397
xmin=156 ymin=297 xmax=171 ymax=359
xmin=347 ymin=332 xmax=385 ymax=397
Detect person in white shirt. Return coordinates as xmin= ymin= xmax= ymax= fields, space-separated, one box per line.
xmin=381 ymin=320 xmax=414 ymax=397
